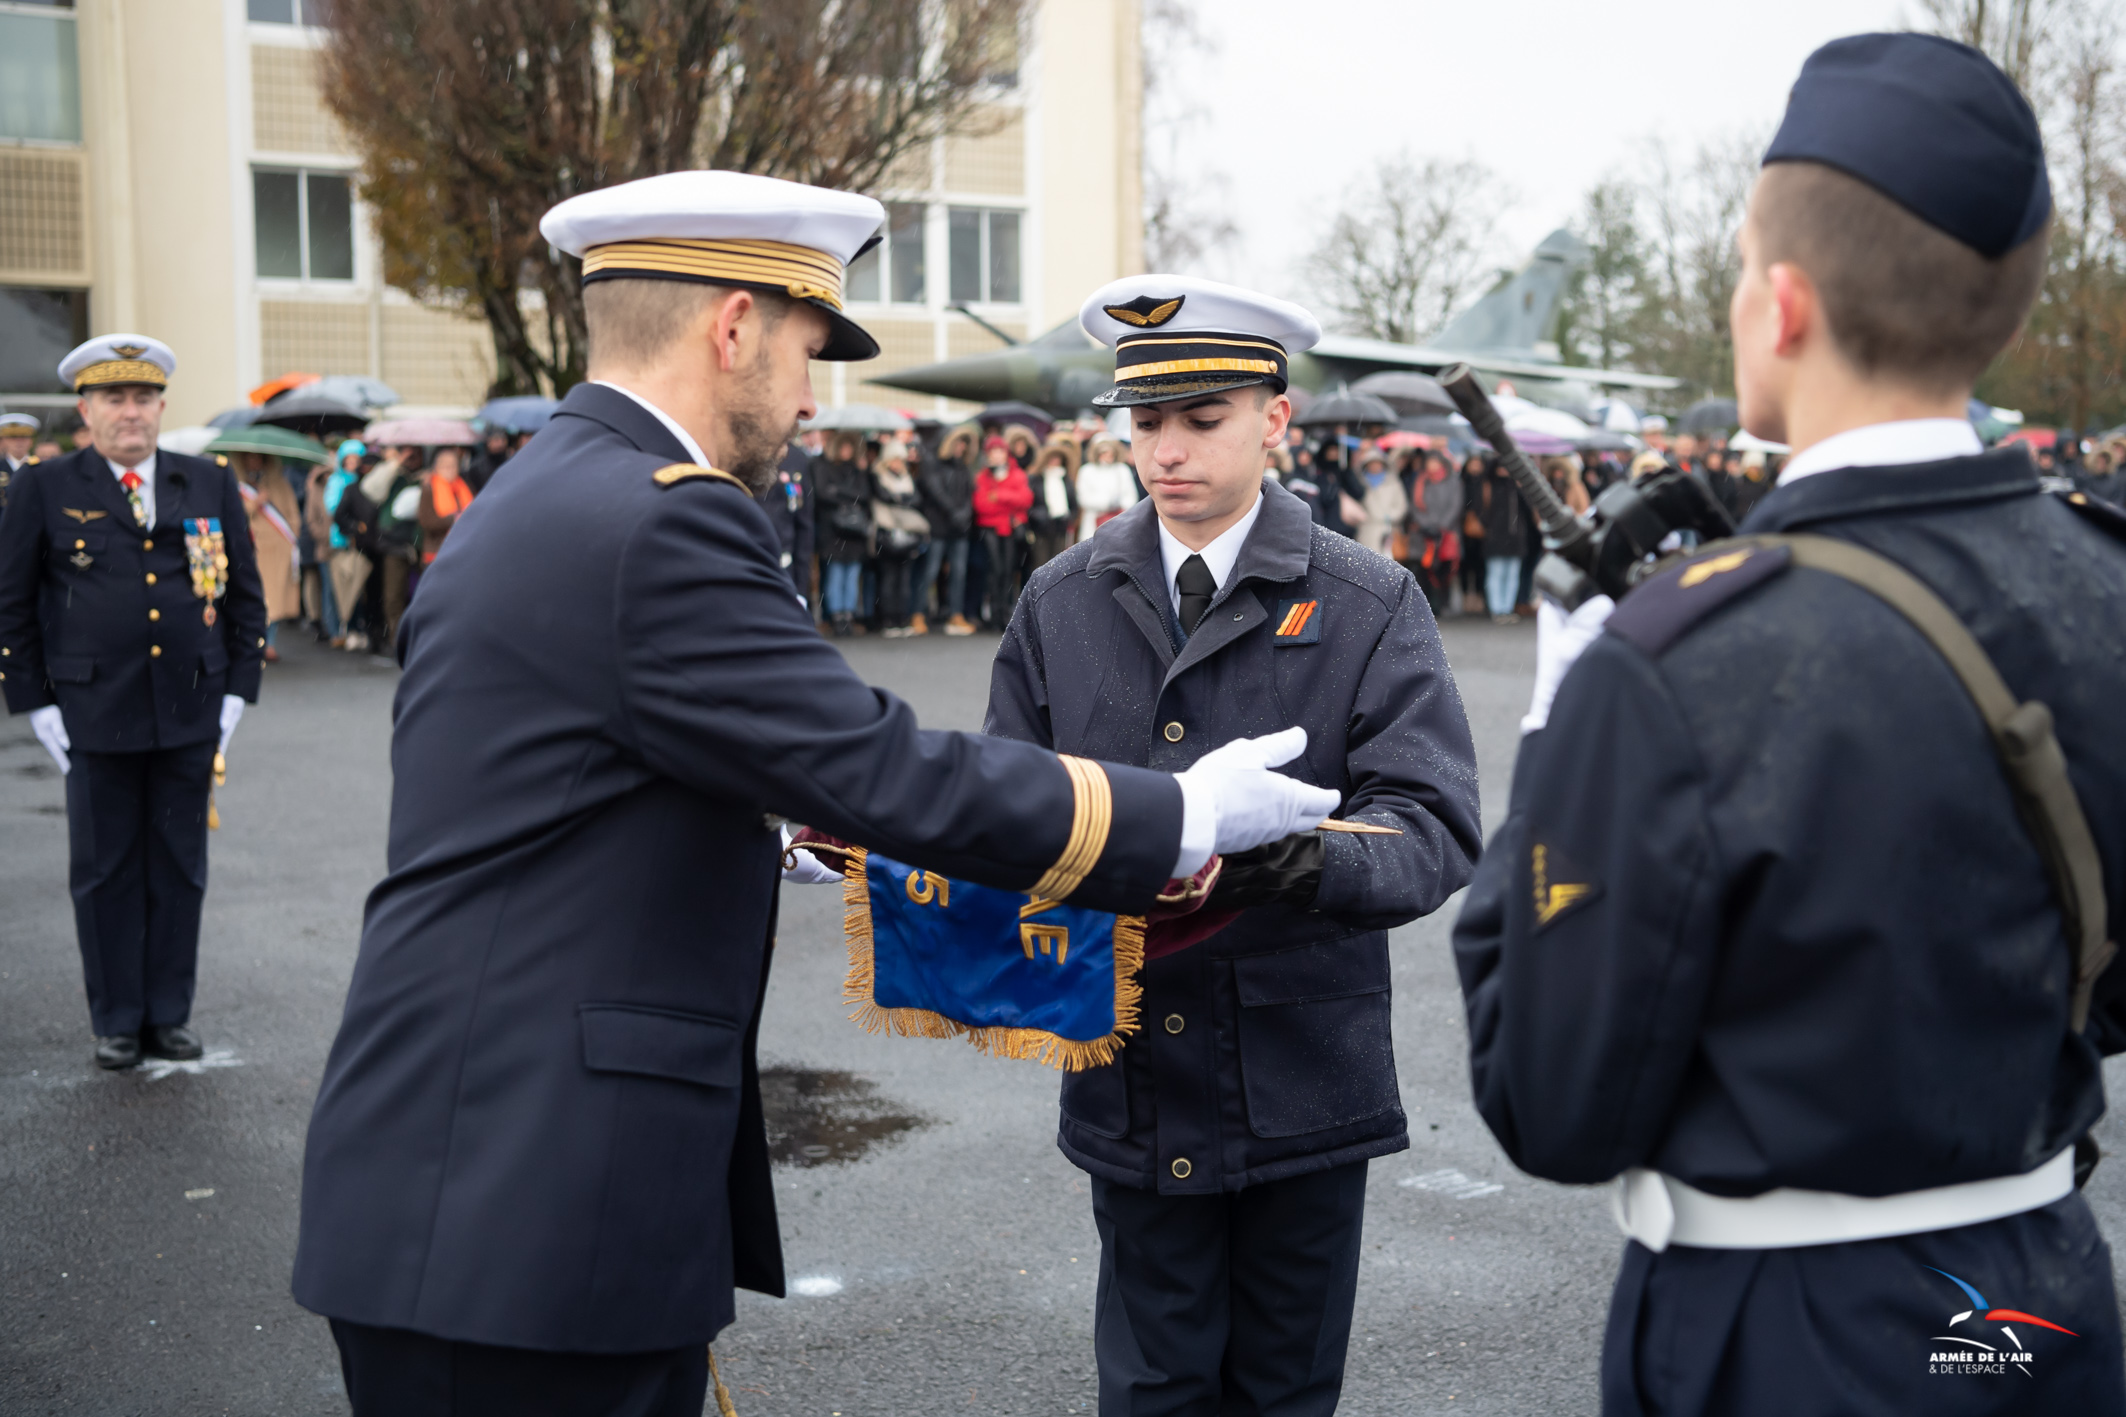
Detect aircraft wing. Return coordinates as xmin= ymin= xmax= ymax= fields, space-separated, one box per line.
xmin=1308 ymin=333 xmax=1683 ymax=391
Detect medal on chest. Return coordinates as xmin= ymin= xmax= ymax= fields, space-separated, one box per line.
xmin=185 ymin=518 xmax=227 ymax=625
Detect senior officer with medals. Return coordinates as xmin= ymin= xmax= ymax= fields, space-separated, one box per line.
xmin=290 ymin=172 xmax=1341 ymax=1417
xmin=0 ymin=337 xmax=265 ymax=1070
xmin=985 ymin=276 xmax=1482 ymax=1416
xmin=1454 ymin=36 xmax=2126 ymax=1415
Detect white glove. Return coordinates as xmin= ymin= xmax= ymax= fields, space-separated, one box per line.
xmin=779 ymin=823 xmax=844 ymax=885
xmin=1521 ymin=594 xmax=1614 ymax=735
xmin=218 ymin=694 xmax=245 ymax=754
xmin=1171 ymin=727 xmax=1343 ymax=876
xmin=29 ymin=704 xmax=69 ymax=775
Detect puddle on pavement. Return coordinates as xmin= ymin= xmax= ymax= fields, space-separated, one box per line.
xmin=760 ymin=1067 xmax=929 ymax=1168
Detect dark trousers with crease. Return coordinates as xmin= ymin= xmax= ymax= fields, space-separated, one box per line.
xmin=65 ymin=743 xmax=215 ymax=1036
xmin=1092 ymin=1160 xmax=1368 ymax=1417
xmin=330 ymin=1319 xmax=708 ymax=1417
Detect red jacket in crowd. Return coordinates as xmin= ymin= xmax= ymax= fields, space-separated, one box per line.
xmin=973 ymin=461 xmax=1033 ymax=538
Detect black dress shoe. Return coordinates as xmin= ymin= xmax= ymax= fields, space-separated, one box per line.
xmin=94 ymin=1035 xmax=141 ymax=1070
xmin=141 ymin=1024 xmax=202 ymax=1060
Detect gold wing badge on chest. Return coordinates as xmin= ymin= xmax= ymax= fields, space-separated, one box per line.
xmin=1531 ymin=842 xmax=1600 ymax=928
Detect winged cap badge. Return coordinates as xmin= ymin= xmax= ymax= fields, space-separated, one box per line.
xmin=109 ymin=343 xmax=149 ymax=359
xmin=1104 ymin=295 xmax=1185 ymax=328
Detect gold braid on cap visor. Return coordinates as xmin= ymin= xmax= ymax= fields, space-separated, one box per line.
xmin=581 ymin=237 xmax=846 ymax=309
xmin=74 ymin=360 xmax=168 ymax=390
xmin=1112 ymin=332 xmax=1286 ymax=383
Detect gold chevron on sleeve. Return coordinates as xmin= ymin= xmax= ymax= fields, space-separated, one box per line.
xmin=1031 ymin=756 xmax=1113 ymax=901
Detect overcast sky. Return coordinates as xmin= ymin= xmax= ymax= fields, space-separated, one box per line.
xmin=1152 ymin=0 xmax=1912 ymax=299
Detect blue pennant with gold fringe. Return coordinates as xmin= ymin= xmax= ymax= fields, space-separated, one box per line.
xmin=842 ymin=849 xmax=1145 ymax=1071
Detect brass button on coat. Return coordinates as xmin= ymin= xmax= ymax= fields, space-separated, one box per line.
xmin=142 ymin=539 xmax=153 ymax=550
xmin=149 ymin=645 xmax=162 ymax=658
xmin=1163 ymin=721 xmax=1184 ymax=743
xmin=148 ymin=609 xmax=160 ymax=621
xmin=1164 ymin=1013 xmax=1185 ymax=1034
xmin=74 ymin=539 xmax=85 ymax=549
xmin=1171 ymin=1157 xmax=1192 ymax=1179
xmin=144 ymin=572 xmax=156 ymax=585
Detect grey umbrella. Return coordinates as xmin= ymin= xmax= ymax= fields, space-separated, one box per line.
xmin=1290 ymin=388 xmax=1399 ymax=428
xmin=806 ymin=404 xmax=913 ymax=432
xmin=1350 ymin=371 xmax=1455 ymax=416
xmin=1679 ymin=398 xmax=1740 ymax=434
xmin=308 ymin=374 xmax=401 ymax=409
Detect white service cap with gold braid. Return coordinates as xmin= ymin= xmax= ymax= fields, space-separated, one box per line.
xmin=540 ymin=171 xmax=886 ymax=362
xmin=1079 ymin=275 xmax=1321 ymax=407
xmin=60 ymin=334 xmax=176 ymax=393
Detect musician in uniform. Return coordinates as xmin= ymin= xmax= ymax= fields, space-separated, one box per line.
xmin=985 ymin=275 xmax=1483 ymax=1416
xmin=0 ymin=336 xmax=266 ymax=1070
xmin=1453 ymin=35 xmax=2126 ymax=1414
xmin=289 ymin=172 xmax=1340 ymax=1417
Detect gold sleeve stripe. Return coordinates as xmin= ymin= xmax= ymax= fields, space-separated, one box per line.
xmin=1031 ymin=756 xmax=1113 ymax=901
xmin=74 ymin=359 xmax=168 ymax=389
xmin=1115 ymin=356 xmax=1281 ymax=382
xmin=583 ymin=237 xmax=846 ymax=309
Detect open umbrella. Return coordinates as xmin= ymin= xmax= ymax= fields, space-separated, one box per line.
xmin=476 ymin=395 xmax=559 ymax=433
xmin=1350 ymin=371 xmax=1454 ymax=416
xmin=1504 ymin=403 xmax=1593 ymax=442
xmin=366 ymin=416 xmax=477 ymax=447
xmin=310 ymin=374 xmax=401 ymax=410
xmin=1679 ymin=398 xmax=1739 ymax=434
xmin=253 ymin=390 xmax=369 ymax=435
xmin=205 ymin=424 xmax=334 ymax=465
xmin=807 ymin=403 xmax=914 ymax=433
xmin=1576 ymin=429 xmax=1638 ymax=453
xmin=1729 ymin=429 xmax=1791 ymax=455
xmin=158 ymin=426 xmax=222 ymax=457
xmin=1374 ymin=430 xmax=1433 ymax=450
xmin=207 ymin=405 xmax=259 ymax=430
xmin=249 ymin=372 xmax=319 ymax=405
xmin=1291 ymin=389 xmax=1398 ymax=428
xmin=976 ymin=401 xmax=1056 ymax=440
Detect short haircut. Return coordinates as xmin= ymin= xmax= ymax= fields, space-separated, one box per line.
xmin=583 ymin=278 xmax=793 ymax=370
xmin=1754 ymin=161 xmax=2049 ymax=392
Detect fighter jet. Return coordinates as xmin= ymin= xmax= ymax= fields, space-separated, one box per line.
xmin=870 ymin=228 xmax=1680 ymax=414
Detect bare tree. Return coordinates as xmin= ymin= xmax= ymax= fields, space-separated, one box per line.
xmin=321 ymin=0 xmax=1027 ymax=398
xmin=1303 ymin=154 xmax=1501 ymax=344
xmin=1630 ymin=131 xmax=1762 ymax=403
xmin=1908 ymin=0 xmax=2059 ymax=88
xmin=1551 ymin=178 xmax=1649 ymax=371
xmin=1140 ymin=0 xmax=1236 ymax=272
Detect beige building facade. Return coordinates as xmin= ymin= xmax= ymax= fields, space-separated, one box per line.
xmin=0 ymin=0 xmax=1141 ymax=430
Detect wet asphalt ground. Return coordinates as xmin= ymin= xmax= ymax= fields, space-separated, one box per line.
xmin=6 ymin=619 xmax=2126 ymax=1415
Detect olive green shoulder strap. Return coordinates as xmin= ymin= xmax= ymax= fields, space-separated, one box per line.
xmin=1729 ymin=533 xmax=2115 ymax=1031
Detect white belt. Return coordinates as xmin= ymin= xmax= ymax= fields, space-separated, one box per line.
xmin=1612 ymin=1148 xmax=2074 ymax=1253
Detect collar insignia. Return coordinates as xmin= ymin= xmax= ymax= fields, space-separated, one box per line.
xmin=1105 ymin=295 xmax=1184 ymax=328
xmin=63 ymin=507 xmax=108 ymax=523
xmin=109 ymin=343 xmax=149 ymax=359
xmin=1678 ymin=548 xmax=1754 ymax=588
xmin=1272 ymin=598 xmax=1322 ymax=645
xmin=652 ymin=462 xmax=751 ymax=492
xmin=1531 ymin=842 xmax=1600 ymax=929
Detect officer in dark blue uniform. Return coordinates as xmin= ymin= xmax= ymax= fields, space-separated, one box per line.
xmin=0 ymin=336 xmax=266 ymax=1070
xmin=290 ymin=172 xmax=1340 ymax=1417
xmin=1453 ymin=36 xmax=2126 ymax=1416
xmin=757 ymin=439 xmax=814 ymax=603
xmin=1 ymin=410 xmax=40 ymax=511
xmin=987 ymin=275 xmax=1483 ymax=1416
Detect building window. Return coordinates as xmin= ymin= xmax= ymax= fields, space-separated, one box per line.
xmin=0 ymin=286 xmax=88 ymax=395
xmin=0 ymin=6 xmax=81 ymax=145
xmin=948 ymin=207 xmax=1020 ymax=304
xmin=248 ymin=0 xmax=333 ymax=23
xmin=845 ymin=201 xmax=927 ymax=306
xmin=255 ymin=169 xmax=355 ymax=281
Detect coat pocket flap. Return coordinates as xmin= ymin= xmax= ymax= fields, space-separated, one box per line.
xmin=1233 ymin=935 xmax=1390 ymax=1006
xmin=45 ymin=656 xmax=95 ymax=683
xmin=579 ymin=1003 xmax=742 ymax=1088
xmin=200 ymin=643 xmax=228 ymax=673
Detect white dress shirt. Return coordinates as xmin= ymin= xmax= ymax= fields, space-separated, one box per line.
xmin=592 ymin=380 xmax=712 ymax=468
xmin=1776 ymin=418 xmax=1982 ymax=486
xmin=1156 ymin=490 xmax=1264 ymax=618
xmin=111 ymin=450 xmax=157 ymax=527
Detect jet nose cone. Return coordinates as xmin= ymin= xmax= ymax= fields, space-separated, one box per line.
xmin=870 ymin=354 xmax=1022 ymax=402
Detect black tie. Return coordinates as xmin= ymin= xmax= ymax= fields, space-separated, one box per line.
xmin=1176 ymin=554 xmax=1217 ymax=636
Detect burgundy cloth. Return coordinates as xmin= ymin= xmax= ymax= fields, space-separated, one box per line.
xmin=1144 ymin=857 xmax=1236 ymax=959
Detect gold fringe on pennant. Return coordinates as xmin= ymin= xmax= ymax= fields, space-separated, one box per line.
xmin=840 ymin=847 xmax=1149 ymax=1072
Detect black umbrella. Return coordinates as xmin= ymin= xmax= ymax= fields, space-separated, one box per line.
xmin=1679 ymin=398 xmax=1739 ymax=434
xmin=207 ymin=405 xmax=258 ymax=430
xmin=1291 ymin=389 xmax=1399 ymax=428
xmin=1350 ymin=371 xmax=1455 ymax=416
xmin=977 ymin=401 xmax=1056 ymax=440
xmin=251 ymin=390 xmax=369 ymax=436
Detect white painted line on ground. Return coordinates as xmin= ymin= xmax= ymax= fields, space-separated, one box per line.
xmin=1401 ymin=1167 xmax=1505 ymax=1200
xmin=138 ymin=1049 xmax=242 ymax=1082
xmin=791 ymin=1275 xmax=844 ymax=1297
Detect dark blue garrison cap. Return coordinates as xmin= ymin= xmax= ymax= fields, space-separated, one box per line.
xmin=1764 ymin=33 xmax=2050 ymax=258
